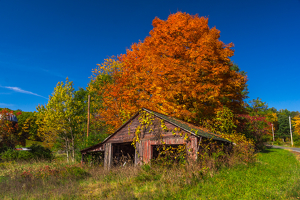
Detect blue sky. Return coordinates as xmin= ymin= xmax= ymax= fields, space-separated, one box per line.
xmin=0 ymin=0 xmax=300 ymax=112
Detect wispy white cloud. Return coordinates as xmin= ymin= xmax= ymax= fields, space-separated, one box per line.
xmin=0 ymin=86 xmax=48 ymax=99
xmin=0 ymin=60 xmax=66 ymax=79
xmin=0 ymin=103 xmax=15 ymax=107
xmin=41 ymin=68 xmax=66 ymax=78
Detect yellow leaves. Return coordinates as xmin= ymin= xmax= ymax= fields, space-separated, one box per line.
xmin=35 ymin=78 xmax=85 ymax=148
xmin=292 ymin=115 xmax=300 ymax=135
xmin=266 ymin=112 xmax=277 ymax=123
xmin=184 ymin=133 xmax=189 ymax=140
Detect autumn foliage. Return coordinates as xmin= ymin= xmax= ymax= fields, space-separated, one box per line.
xmin=0 ymin=109 xmax=19 ymax=148
xmin=93 ymin=12 xmax=247 ymax=132
xmin=292 ymin=115 xmax=300 ymax=136
xmin=237 ymin=114 xmax=271 ymax=149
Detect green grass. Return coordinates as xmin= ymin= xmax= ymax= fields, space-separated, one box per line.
xmin=1 ymin=148 xmax=300 ymax=199
xmin=80 ymin=148 xmax=300 ymax=199
xmin=174 ymin=149 xmax=300 ymax=199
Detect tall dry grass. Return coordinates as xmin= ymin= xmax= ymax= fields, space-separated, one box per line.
xmin=0 ymin=143 xmax=256 ymax=199
xmin=0 ymin=159 xmax=87 ymax=199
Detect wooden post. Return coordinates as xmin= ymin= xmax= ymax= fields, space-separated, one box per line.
xmin=81 ymin=153 xmax=84 ymax=165
xmin=197 ymin=136 xmax=202 ymax=160
xmin=272 ymin=123 xmax=275 ymax=143
xmin=289 ymin=116 xmax=294 ymax=147
xmin=104 ymin=143 xmax=112 ymax=169
xmin=191 ymin=137 xmax=198 ymax=160
xmin=87 ymin=94 xmax=90 ymax=138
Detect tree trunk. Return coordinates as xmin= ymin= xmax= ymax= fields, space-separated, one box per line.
xmin=69 ymin=118 xmax=75 ymax=162
xmin=72 ymin=138 xmax=75 ymax=162
xmin=66 ymin=138 xmax=69 ymax=163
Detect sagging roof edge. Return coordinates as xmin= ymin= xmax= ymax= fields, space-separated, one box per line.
xmin=80 ymin=143 xmax=103 ymax=153
xmin=80 ymin=108 xmax=231 ymax=153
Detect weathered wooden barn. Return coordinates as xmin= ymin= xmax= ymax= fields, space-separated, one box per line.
xmin=80 ymin=108 xmax=231 ymax=168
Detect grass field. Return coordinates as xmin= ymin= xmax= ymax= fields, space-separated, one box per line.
xmin=1 ymin=148 xmax=300 ymax=199
xmin=174 ymin=149 xmax=300 ymax=199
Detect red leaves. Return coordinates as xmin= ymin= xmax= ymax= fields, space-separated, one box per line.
xmin=0 ymin=109 xmax=19 ymax=147
xmin=237 ymin=114 xmax=271 ymax=149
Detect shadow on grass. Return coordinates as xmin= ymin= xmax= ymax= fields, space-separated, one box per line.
xmin=259 ymin=148 xmax=275 ymax=154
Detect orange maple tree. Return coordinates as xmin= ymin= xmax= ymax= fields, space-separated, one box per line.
xmin=94 ymin=12 xmax=247 ymax=131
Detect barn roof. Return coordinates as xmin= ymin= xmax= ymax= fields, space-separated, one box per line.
xmin=80 ymin=143 xmax=104 ymax=153
xmin=80 ymin=108 xmax=230 ymax=153
xmin=80 ymin=111 xmax=140 ymax=153
xmin=142 ymin=108 xmax=230 ymax=143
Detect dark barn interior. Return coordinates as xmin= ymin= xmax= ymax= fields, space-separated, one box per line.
xmin=112 ymin=142 xmax=135 ymax=166
xmin=82 ymin=151 xmax=104 ymax=166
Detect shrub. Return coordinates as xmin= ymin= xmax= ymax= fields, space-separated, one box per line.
xmin=293 ymin=135 xmax=300 ymax=147
xmin=0 ymin=145 xmax=9 ymax=154
xmin=29 ymin=144 xmax=53 ymax=160
xmin=0 ymin=149 xmax=19 ymax=161
xmin=273 ymin=138 xmax=284 ymax=145
xmin=237 ymin=114 xmax=271 ymax=150
xmin=0 ymin=144 xmax=53 ymax=161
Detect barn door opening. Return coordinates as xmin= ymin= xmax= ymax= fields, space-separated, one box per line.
xmin=112 ymin=142 xmax=135 ymax=166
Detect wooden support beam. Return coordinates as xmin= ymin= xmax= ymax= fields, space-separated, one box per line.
xmin=81 ymin=153 xmax=84 ymax=165
xmin=104 ymin=143 xmax=112 ymax=169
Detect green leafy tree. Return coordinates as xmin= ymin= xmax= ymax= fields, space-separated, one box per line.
xmin=36 ymin=78 xmax=85 ymax=162
xmin=276 ymin=114 xmax=290 ymax=140
xmin=22 ymin=114 xmax=39 ymax=141
xmin=16 ymin=111 xmax=40 ymax=144
xmin=275 ymin=109 xmax=299 ymax=140
xmin=72 ymin=87 xmax=109 ymax=156
xmin=246 ymin=98 xmax=268 ymax=116
xmin=87 ymin=58 xmax=119 ymax=134
xmin=212 ymin=106 xmax=237 ymax=135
